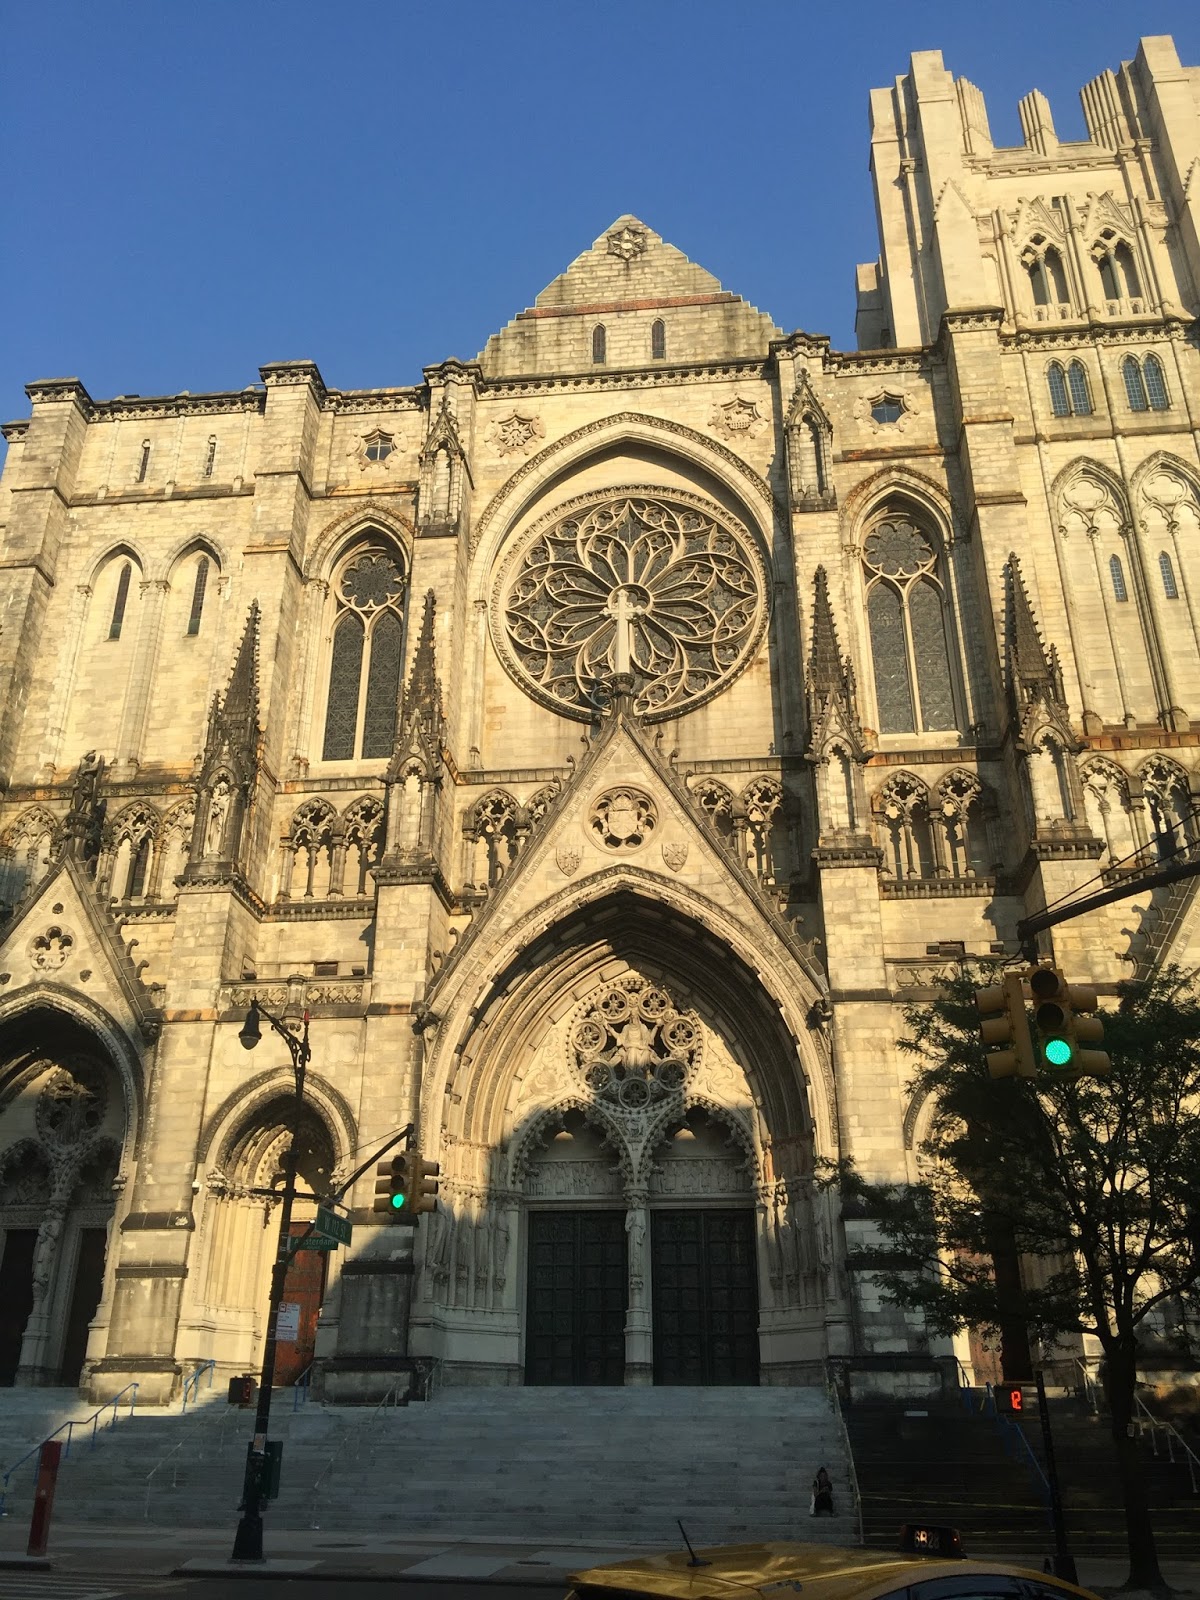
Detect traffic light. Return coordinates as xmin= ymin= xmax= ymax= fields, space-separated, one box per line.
xmin=1029 ymin=966 xmax=1111 ymax=1079
xmin=974 ymin=972 xmax=1036 ymax=1080
xmin=372 ymin=1146 xmax=441 ymax=1222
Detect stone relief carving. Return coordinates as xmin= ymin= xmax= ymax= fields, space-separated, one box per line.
xmin=486 ymin=412 xmax=545 ymax=457
xmin=555 ymin=846 xmax=581 ymax=877
xmin=607 ymin=223 xmax=648 ymax=261
xmin=35 ymin=1059 xmax=108 ymax=1145
xmin=709 ymin=397 xmax=764 ymax=440
xmin=589 ymin=788 xmax=657 ymax=851
xmin=526 ymin=1158 xmax=624 ymax=1198
xmin=648 ymin=1155 xmax=751 ymax=1196
xmin=569 ymin=973 xmax=702 ymax=1110
xmin=494 ymin=491 xmax=767 ymax=722
xmin=661 ymin=840 xmax=688 ymax=872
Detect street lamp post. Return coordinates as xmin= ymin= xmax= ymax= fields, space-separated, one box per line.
xmin=230 ymin=997 xmax=311 ymax=1564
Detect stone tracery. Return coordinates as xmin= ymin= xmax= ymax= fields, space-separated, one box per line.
xmin=496 ymin=492 xmax=767 ymax=721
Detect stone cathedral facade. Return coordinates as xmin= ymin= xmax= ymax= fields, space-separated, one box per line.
xmin=0 ymin=36 xmax=1197 ymax=1403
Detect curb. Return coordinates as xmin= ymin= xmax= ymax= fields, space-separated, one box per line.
xmin=172 ymin=1563 xmax=569 ymax=1586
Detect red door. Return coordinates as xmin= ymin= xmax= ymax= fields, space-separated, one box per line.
xmin=275 ymin=1224 xmax=327 ymax=1385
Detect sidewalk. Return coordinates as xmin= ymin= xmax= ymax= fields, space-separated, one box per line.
xmin=1 ymin=1522 xmax=1198 ymax=1591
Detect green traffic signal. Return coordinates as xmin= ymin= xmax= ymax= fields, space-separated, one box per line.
xmin=1044 ymin=1037 xmax=1074 ymax=1067
xmin=391 ymin=1190 xmax=407 ymax=1210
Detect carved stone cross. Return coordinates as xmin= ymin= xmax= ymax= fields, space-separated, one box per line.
xmin=606 ymin=583 xmax=649 ymax=676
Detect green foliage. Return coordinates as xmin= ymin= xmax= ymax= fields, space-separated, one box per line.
xmin=826 ymin=965 xmax=1200 ymax=1354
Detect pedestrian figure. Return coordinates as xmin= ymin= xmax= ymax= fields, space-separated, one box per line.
xmin=810 ymin=1466 xmax=834 ymax=1516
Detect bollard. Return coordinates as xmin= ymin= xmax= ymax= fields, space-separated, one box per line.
xmin=27 ymin=1440 xmax=63 ymax=1557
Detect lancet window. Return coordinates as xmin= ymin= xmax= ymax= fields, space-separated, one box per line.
xmin=1160 ymin=552 xmax=1179 ymax=601
xmin=691 ymin=778 xmax=734 ymax=847
xmin=282 ymin=799 xmax=336 ymax=900
xmin=1123 ymin=354 xmax=1170 ymax=413
xmin=651 ymin=319 xmax=666 ymax=360
xmin=592 ymin=325 xmax=606 ymax=364
xmin=321 ymin=543 xmax=408 ymax=762
xmin=1110 ymin=554 xmax=1129 ymax=602
xmin=101 ymin=803 xmax=160 ymax=902
xmin=342 ymin=796 xmax=384 ymax=897
xmin=1023 ymin=238 xmax=1070 ymax=316
xmin=1081 ymin=761 xmax=1136 ymax=870
xmin=467 ymin=791 xmax=520 ymax=889
xmin=0 ymin=808 xmax=58 ymax=908
xmin=739 ymin=778 xmax=785 ymax=886
xmin=109 ymin=563 xmax=133 ymax=640
xmin=186 ymin=555 xmax=210 ymax=636
xmin=861 ymin=509 xmax=959 ymax=736
xmin=877 ymin=773 xmax=935 ymax=881
xmin=1093 ymin=236 xmax=1142 ymax=308
xmin=1047 ymin=360 xmax=1092 ymax=418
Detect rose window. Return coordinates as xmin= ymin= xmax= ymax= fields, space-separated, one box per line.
xmin=494 ymin=492 xmax=767 ymax=722
xmin=571 ymin=975 xmax=702 ymax=1111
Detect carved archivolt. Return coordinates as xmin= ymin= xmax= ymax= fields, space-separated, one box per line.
xmin=493 ymin=489 xmax=768 ymax=722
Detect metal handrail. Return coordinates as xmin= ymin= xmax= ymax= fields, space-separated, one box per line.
xmin=0 ymin=1382 xmax=139 ymax=1518
xmin=143 ymin=1395 xmax=233 ymax=1519
xmin=181 ymin=1359 xmax=216 ymax=1414
xmin=307 ymin=1384 xmax=399 ymax=1530
xmin=984 ymin=1383 xmax=1052 ymax=1525
xmin=1075 ymin=1357 xmax=1101 ymax=1415
xmin=292 ymin=1361 xmax=315 ymax=1412
xmin=823 ymin=1363 xmax=863 ymax=1544
xmin=1134 ymin=1393 xmax=1200 ymax=1494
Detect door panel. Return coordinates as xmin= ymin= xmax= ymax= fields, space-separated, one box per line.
xmin=0 ymin=1229 xmax=37 ymax=1385
xmin=652 ymin=1209 xmax=759 ymax=1385
xmin=276 ymin=1223 xmax=327 ymax=1385
xmin=525 ymin=1210 xmax=626 ymax=1385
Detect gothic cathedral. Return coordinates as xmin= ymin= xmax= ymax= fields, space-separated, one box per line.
xmin=0 ymin=37 xmax=1197 ymax=1401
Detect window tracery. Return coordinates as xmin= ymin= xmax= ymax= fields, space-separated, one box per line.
xmin=692 ymin=778 xmax=734 ymax=845
xmin=1048 ymin=359 xmax=1093 ymax=417
xmin=496 ymin=492 xmax=767 ymax=723
xmin=1081 ymin=760 xmax=1136 ymax=869
xmin=341 ymin=796 xmax=384 ymax=897
xmin=1140 ymin=757 xmax=1196 ymax=862
xmin=739 ymin=778 xmax=784 ymax=885
xmin=282 ymin=799 xmax=336 ymax=900
xmin=1022 ymin=237 xmax=1070 ymax=318
xmin=321 ymin=544 xmax=408 ymax=762
xmin=101 ymin=802 xmax=160 ymax=902
xmin=570 ymin=974 xmax=702 ymax=1112
xmin=861 ymin=510 xmax=958 ymax=735
xmin=1122 ymin=355 xmax=1169 ymax=414
xmin=1093 ymin=234 xmax=1143 ymax=311
xmin=0 ymin=808 xmax=58 ymax=908
xmin=935 ymin=770 xmax=990 ymax=878
xmin=876 ymin=772 xmax=935 ymax=881
xmin=469 ymin=790 xmax=520 ymax=887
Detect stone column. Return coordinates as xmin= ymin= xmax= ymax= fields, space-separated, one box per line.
xmin=623 ymin=1189 xmax=652 ymax=1385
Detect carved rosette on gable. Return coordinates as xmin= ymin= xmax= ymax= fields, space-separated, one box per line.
xmin=804 ymin=568 xmax=875 ymax=855
xmin=184 ymin=603 xmax=261 ymax=882
xmin=1005 ymin=555 xmax=1097 ymax=856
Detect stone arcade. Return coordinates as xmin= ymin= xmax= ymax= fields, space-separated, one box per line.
xmin=0 ymin=36 xmax=1198 ymax=1402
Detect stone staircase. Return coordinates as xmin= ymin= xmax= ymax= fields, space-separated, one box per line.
xmin=1 ymin=1384 xmax=857 ymax=1547
xmin=844 ymin=1392 xmax=1200 ymax=1561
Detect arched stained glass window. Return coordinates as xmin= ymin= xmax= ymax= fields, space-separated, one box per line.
xmin=863 ymin=512 xmax=959 ymax=736
xmin=186 ymin=556 xmax=209 ymax=636
xmin=1047 ymin=363 xmax=1069 ymax=417
xmin=1144 ymin=355 xmax=1169 ymax=411
xmin=1067 ymin=361 xmax=1092 ymax=416
xmin=321 ymin=545 xmax=407 ymax=762
xmin=651 ymin=319 xmax=665 ymax=360
xmin=1110 ymin=554 xmax=1128 ymax=602
xmin=1160 ymin=551 xmax=1179 ymax=600
xmin=109 ymin=563 xmax=132 ymax=640
xmin=1123 ymin=355 xmax=1149 ymax=412
xmin=592 ymin=324 xmax=606 ymax=364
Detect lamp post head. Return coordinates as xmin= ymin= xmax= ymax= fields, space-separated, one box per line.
xmin=238 ymin=1001 xmax=262 ymax=1051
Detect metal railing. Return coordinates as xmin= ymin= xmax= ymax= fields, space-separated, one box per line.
xmin=181 ymin=1360 xmax=216 ymax=1414
xmin=143 ymin=1394 xmax=238 ymax=1519
xmin=823 ymin=1363 xmax=863 ymax=1544
xmin=307 ymin=1384 xmax=401 ymax=1530
xmin=1134 ymin=1393 xmax=1200 ymax=1494
xmin=984 ymin=1382 xmax=1053 ymax=1526
xmin=0 ymin=1383 xmax=139 ymax=1518
xmin=1075 ymin=1357 xmax=1101 ymax=1415
xmin=292 ymin=1362 xmax=315 ymax=1412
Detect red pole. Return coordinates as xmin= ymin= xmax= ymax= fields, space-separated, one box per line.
xmin=27 ymin=1440 xmax=63 ymax=1557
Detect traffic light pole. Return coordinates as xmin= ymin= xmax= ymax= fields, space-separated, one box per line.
xmin=231 ymin=1001 xmax=310 ymax=1564
xmin=1035 ymin=1371 xmax=1078 ymax=1585
xmin=1016 ymin=857 xmax=1200 ymax=961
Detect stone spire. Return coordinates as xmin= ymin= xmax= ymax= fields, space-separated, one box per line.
xmin=186 ymin=602 xmax=261 ymax=874
xmin=806 ymin=566 xmax=862 ymax=752
xmin=1006 ymin=555 xmax=1065 ymax=712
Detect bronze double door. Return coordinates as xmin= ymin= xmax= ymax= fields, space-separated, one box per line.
xmin=524 ymin=1208 xmax=758 ymax=1385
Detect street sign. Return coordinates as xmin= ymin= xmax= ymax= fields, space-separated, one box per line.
xmin=275 ymin=1302 xmax=301 ymax=1341
xmin=293 ymin=1235 xmax=336 ymax=1251
xmin=315 ymin=1205 xmax=352 ymax=1246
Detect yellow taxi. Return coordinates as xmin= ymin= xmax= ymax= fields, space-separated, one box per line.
xmin=565 ymin=1533 xmax=1102 ymax=1600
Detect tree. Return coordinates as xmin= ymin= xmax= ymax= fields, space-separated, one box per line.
xmin=830 ymin=965 xmax=1200 ymax=1593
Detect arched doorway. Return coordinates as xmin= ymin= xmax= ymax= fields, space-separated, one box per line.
xmin=194 ymin=1100 xmax=336 ymax=1384
xmin=413 ymin=893 xmax=841 ymax=1387
xmin=0 ymin=1023 xmax=127 ymax=1386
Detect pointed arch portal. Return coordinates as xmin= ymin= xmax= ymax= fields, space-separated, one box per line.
xmin=413 ymin=889 xmax=844 ymax=1386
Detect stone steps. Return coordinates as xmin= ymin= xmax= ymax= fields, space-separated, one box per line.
xmin=1 ymin=1385 xmax=854 ymax=1543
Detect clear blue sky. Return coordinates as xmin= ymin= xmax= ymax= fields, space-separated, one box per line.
xmin=2 ymin=3 xmax=1198 ymax=430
